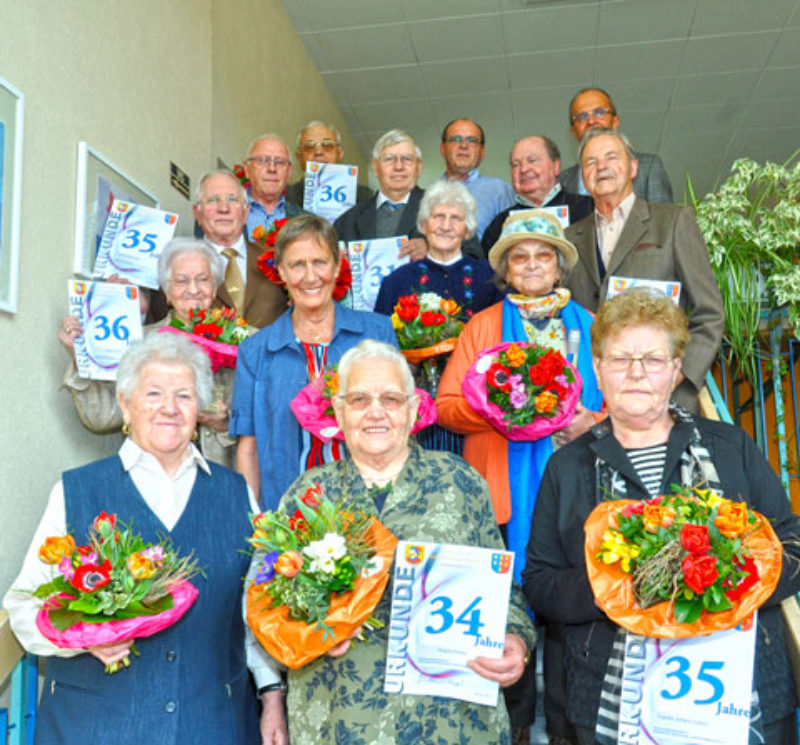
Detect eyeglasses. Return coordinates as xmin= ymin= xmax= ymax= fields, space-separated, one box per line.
xmin=199 ymin=194 xmax=242 ymax=207
xmin=379 ymin=154 xmax=417 ymax=166
xmin=445 ymin=135 xmax=482 ymax=146
xmin=301 ymin=139 xmax=337 ymax=152
xmin=508 ymin=248 xmax=556 ymax=266
xmin=572 ymin=106 xmax=615 ymax=124
xmin=601 ymin=355 xmax=673 ymax=374
xmin=338 ymin=391 xmax=410 ymax=411
xmin=246 ymin=155 xmax=290 ymax=168
xmin=170 ymin=274 xmax=214 ymax=291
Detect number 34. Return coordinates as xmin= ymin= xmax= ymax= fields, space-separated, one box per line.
xmin=661 ymin=656 xmax=724 ymax=705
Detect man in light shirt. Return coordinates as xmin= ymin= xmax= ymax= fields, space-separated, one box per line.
xmin=564 ymin=129 xmax=723 ymax=411
xmin=194 ymin=169 xmax=287 ymax=328
xmin=439 ymin=118 xmax=515 ymax=241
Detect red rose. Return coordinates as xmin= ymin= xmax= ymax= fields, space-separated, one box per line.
xmin=420 ymin=311 xmax=446 ymax=327
xmin=680 ymin=523 xmax=711 ymax=554
xmin=681 ymin=553 xmax=719 ymax=594
xmin=724 ymin=556 xmax=760 ymax=601
xmin=487 ymin=363 xmax=511 ymax=392
xmin=621 ymin=502 xmax=645 ymax=518
xmin=71 ymin=559 xmax=112 ymax=593
xmin=394 ymin=295 xmax=420 ymax=323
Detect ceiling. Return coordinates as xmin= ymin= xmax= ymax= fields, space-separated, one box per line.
xmin=280 ymin=0 xmax=800 ymax=201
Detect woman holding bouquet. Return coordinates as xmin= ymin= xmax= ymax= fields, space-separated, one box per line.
xmin=58 ymin=238 xmax=242 ymax=468
xmin=257 ymin=339 xmax=537 ymax=744
xmin=231 ymin=214 xmax=397 ymax=510
xmin=4 ymin=333 xmax=267 ymax=744
xmin=522 ymin=289 xmax=800 ymax=744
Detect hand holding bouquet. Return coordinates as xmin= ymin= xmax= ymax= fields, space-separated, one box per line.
xmin=30 ymin=512 xmax=200 ymax=672
xmin=462 ymin=341 xmax=582 ymax=441
xmin=391 ymin=292 xmax=464 ymax=361
xmin=246 ymin=483 xmax=397 ymax=668
xmin=585 ymin=487 xmax=782 ymax=637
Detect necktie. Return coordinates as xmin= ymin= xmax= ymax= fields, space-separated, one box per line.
xmin=222 ymin=248 xmax=244 ymax=314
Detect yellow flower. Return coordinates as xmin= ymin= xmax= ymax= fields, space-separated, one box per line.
xmin=643 ymin=504 xmax=676 ymax=533
xmin=598 ymin=529 xmax=640 ymax=573
xmin=391 ymin=312 xmax=403 ymax=330
xmin=715 ymin=501 xmax=749 ymax=538
xmin=696 ymin=488 xmax=725 ymax=508
xmin=38 ymin=535 xmax=76 ymax=565
xmin=506 ymin=343 xmax=527 ymax=368
xmin=440 ymin=297 xmax=461 ymax=317
xmin=127 ymin=553 xmax=156 ymax=580
xmin=534 ymin=391 xmax=558 ymax=414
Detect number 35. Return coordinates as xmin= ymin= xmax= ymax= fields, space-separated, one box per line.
xmin=661 ymin=656 xmax=724 ymax=705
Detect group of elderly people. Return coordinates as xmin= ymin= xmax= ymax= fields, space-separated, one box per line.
xmin=6 ymin=188 xmax=800 ymax=744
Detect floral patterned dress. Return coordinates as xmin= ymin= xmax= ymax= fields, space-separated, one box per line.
xmin=279 ymin=445 xmax=537 ymax=745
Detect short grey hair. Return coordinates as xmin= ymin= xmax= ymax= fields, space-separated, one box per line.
xmin=157 ymin=238 xmax=224 ymax=292
xmin=416 ymin=180 xmax=478 ymax=239
xmin=117 ymin=332 xmax=213 ymax=411
xmin=336 ymin=340 xmax=415 ymax=397
xmin=246 ymin=133 xmax=293 ymax=167
xmin=193 ymin=169 xmax=247 ymax=206
xmin=493 ymin=242 xmax=568 ymax=294
xmin=578 ymin=127 xmax=635 ymax=163
xmin=296 ymin=120 xmax=342 ymax=149
xmin=274 ymin=214 xmax=340 ymax=266
xmin=371 ymin=129 xmax=422 ymax=162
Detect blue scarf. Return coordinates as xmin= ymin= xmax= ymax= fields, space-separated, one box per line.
xmin=503 ymin=297 xmax=602 ymax=585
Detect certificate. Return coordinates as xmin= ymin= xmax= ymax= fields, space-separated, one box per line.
xmin=384 ymin=541 xmax=514 ymax=706
xmin=68 ymin=280 xmax=143 ymax=380
xmin=303 ymin=162 xmax=358 ymax=222
xmin=93 ymin=200 xmax=179 ymax=289
xmin=607 ymin=276 xmax=681 ymax=304
xmin=619 ymin=617 xmax=756 ymax=745
xmin=347 ymin=237 xmax=408 ymax=311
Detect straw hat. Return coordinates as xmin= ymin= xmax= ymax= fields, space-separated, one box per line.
xmin=487 ymin=209 xmax=578 ymax=273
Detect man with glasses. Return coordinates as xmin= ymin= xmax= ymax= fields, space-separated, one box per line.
xmin=439 ymin=118 xmax=515 ymax=241
xmin=194 ymin=169 xmax=287 ymax=327
xmin=564 ymin=129 xmax=723 ymax=412
xmin=243 ymin=133 xmax=304 ymax=242
xmin=559 ymin=88 xmax=673 ymax=203
xmin=285 ymin=120 xmax=372 ymax=208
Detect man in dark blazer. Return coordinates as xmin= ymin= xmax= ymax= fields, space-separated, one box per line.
xmin=482 ymin=134 xmax=593 ymax=255
xmin=559 ymin=87 xmax=673 ymax=203
xmin=194 ymin=169 xmax=287 ymax=328
xmin=564 ymin=129 xmax=723 ymax=412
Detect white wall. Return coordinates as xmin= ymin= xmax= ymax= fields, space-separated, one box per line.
xmin=0 ymin=0 xmax=365 ymax=602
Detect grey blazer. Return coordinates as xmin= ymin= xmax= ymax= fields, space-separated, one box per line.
xmin=559 ymin=151 xmax=674 ymax=204
xmin=564 ymin=198 xmax=724 ymax=393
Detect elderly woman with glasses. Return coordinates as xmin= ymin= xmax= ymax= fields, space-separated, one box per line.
xmin=57 ymin=238 xmax=242 ymax=468
xmin=4 ymin=333 xmax=270 ymax=744
xmin=522 ymin=288 xmax=800 ymax=745
xmin=256 ymin=339 xmax=536 ymax=744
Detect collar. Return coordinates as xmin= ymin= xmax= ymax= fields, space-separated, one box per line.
xmin=376 ymin=190 xmax=411 ymax=208
xmin=120 ymin=438 xmax=210 ymax=476
xmin=516 ymin=182 xmax=562 ymax=208
xmin=248 ymin=191 xmax=286 ymax=216
xmin=442 ymin=167 xmax=480 ymax=186
xmin=206 ymin=234 xmax=246 ymax=256
xmin=265 ymin=303 xmax=365 ymax=352
xmin=595 ymin=191 xmax=635 ymax=226
xmin=425 ymin=253 xmax=464 ymax=267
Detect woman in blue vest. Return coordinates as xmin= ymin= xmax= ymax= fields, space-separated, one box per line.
xmin=4 ymin=334 xmax=266 ymax=744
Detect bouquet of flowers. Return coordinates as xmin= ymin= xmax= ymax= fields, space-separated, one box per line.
xmin=254 ymin=218 xmax=352 ymax=302
xmin=290 ymin=364 xmax=437 ymax=443
xmin=585 ymin=487 xmax=782 ymax=638
xmin=462 ymin=341 xmax=582 ymax=441
xmin=160 ymin=307 xmax=256 ymax=372
xmin=30 ymin=512 xmax=200 ymax=672
xmin=246 ymin=483 xmax=397 ymax=668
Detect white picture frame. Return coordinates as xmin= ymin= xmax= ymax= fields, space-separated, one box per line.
xmin=0 ymin=76 xmax=24 ymax=313
xmin=72 ymin=141 xmax=159 ymax=277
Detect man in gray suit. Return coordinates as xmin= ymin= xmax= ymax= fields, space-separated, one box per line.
xmin=565 ymin=129 xmax=723 ymax=411
xmin=559 ymin=87 xmax=673 ymax=203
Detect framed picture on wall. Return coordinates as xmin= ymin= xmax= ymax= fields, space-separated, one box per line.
xmin=72 ymin=141 xmax=159 ymax=277
xmin=0 ymin=76 xmax=24 ymax=313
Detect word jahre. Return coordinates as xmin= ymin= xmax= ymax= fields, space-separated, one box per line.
xmin=716 ymin=700 xmax=749 ymax=718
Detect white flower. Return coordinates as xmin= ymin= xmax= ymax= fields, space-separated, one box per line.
xmin=417 ymin=292 xmax=442 ymax=311
xmin=303 ymin=532 xmax=347 ymax=567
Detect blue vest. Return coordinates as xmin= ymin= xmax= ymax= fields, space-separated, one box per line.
xmin=36 ymin=456 xmax=259 ymax=745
